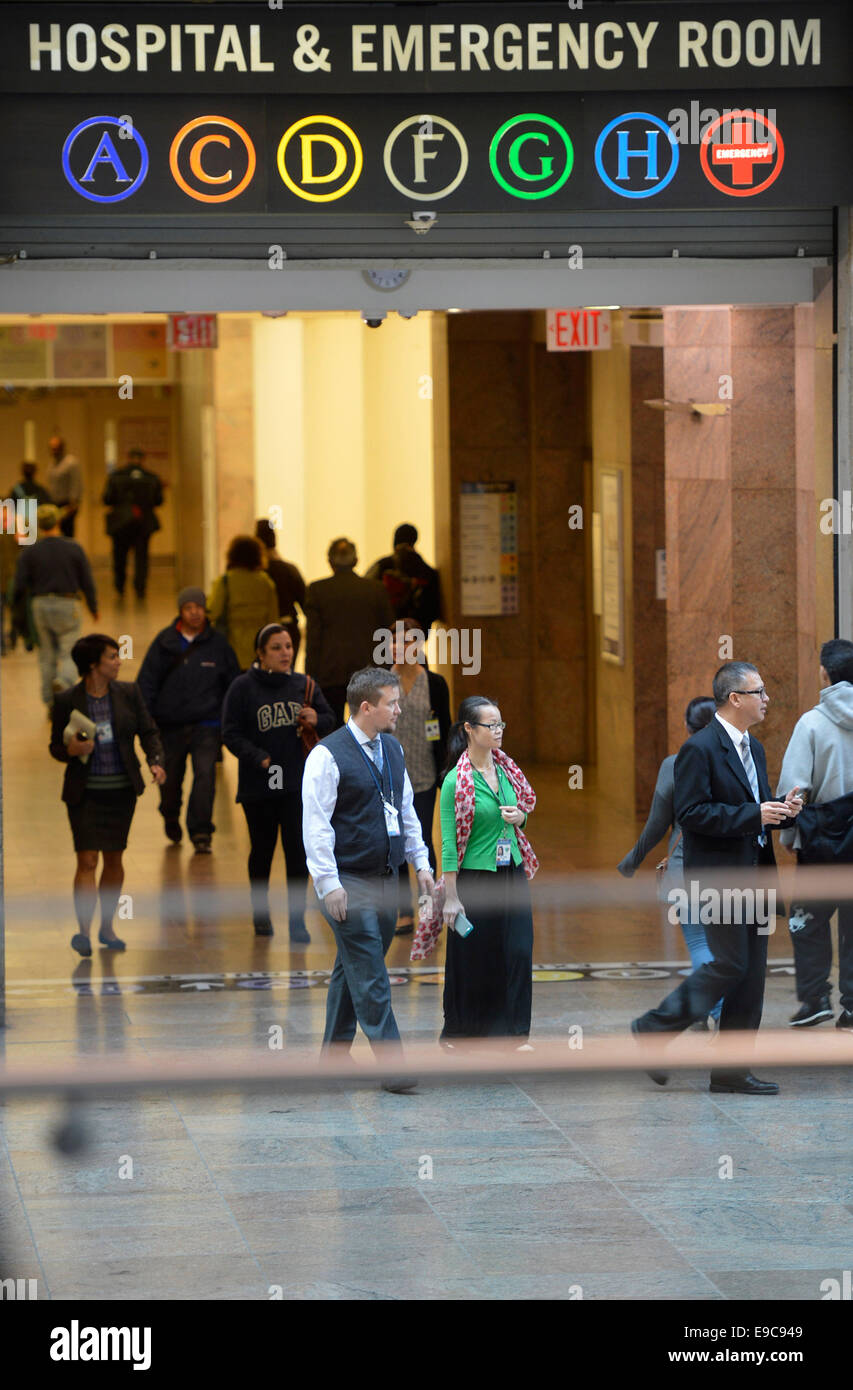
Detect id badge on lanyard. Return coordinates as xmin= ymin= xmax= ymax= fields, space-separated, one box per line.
xmin=496 ymin=836 xmax=512 ymax=867
xmin=383 ymin=801 xmax=400 ymax=836
xmin=425 ymin=715 xmax=441 ymax=742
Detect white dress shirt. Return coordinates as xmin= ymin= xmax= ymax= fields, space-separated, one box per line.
xmin=715 ymin=711 xmax=765 ymax=841
xmin=715 ymin=710 xmax=747 ymax=751
xmin=302 ymin=717 xmax=430 ymax=899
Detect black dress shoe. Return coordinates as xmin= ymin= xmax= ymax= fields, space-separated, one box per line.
xmin=164 ymin=819 xmax=182 ymax=844
xmin=709 ymin=1074 xmax=779 ymax=1095
xmin=70 ymin=933 xmax=92 ymax=957
xmin=381 ymin=1078 xmax=418 ymax=1094
xmin=253 ymin=919 xmax=274 ymax=937
xmin=630 ymin=1018 xmax=668 ymax=1086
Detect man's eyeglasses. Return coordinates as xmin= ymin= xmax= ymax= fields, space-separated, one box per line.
xmin=732 ymin=687 xmax=768 ymax=698
xmin=473 ymin=721 xmax=506 ymax=732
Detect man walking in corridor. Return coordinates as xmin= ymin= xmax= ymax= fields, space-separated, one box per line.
xmin=301 ymin=667 xmax=434 ymax=1091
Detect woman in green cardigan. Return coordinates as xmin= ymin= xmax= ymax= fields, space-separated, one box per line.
xmin=438 ymin=695 xmax=538 ymax=1045
xmin=208 ymin=535 xmax=279 ymax=671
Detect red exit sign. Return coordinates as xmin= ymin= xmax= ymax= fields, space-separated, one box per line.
xmin=167 ymin=313 xmax=218 ymax=350
xmin=546 ymin=308 xmax=612 ymax=352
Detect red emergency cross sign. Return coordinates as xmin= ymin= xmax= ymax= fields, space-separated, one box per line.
xmin=700 ymin=110 xmax=784 ymax=198
xmin=711 ymin=118 xmax=772 ymax=186
xmin=546 ymin=308 xmax=612 ymax=352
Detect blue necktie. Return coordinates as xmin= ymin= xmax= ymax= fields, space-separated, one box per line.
xmin=367 ymin=736 xmax=384 ymax=774
xmin=741 ymin=734 xmax=766 ymax=846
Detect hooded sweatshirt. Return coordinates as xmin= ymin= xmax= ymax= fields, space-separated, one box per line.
xmin=777 ymin=680 xmax=853 ymax=848
xmin=221 ymin=664 xmax=335 ymax=802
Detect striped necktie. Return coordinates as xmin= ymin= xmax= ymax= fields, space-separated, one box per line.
xmin=367 ymin=736 xmax=384 ymax=774
xmin=741 ymin=733 xmax=766 ymax=846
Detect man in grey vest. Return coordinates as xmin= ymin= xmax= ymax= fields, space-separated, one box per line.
xmin=302 ymin=667 xmax=434 ymax=1092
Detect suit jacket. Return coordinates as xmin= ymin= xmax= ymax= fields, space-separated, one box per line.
xmin=304 ymin=570 xmax=394 ymax=687
xmin=674 ymin=716 xmax=783 ymax=875
xmin=50 ymin=680 xmax=164 ymax=806
xmin=425 ymin=668 xmax=451 ymax=781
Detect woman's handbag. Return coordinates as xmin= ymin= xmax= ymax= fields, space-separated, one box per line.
xmin=655 ymin=830 xmax=683 ymax=885
xmin=299 ymin=674 xmax=320 ymax=755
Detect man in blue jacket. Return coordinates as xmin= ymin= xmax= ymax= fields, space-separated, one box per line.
xmin=137 ymin=586 xmax=240 ymax=852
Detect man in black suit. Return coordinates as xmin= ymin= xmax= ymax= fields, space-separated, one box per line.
xmin=304 ymin=538 xmax=394 ymax=728
xmin=631 ymin=661 xmax=802 ymax=1095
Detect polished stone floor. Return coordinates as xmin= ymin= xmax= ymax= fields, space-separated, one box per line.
xmin=1 ymin=564 xmax=850 ymax=1300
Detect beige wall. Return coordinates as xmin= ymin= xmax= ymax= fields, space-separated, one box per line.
xmin=590 ymin=316 xmax=635 ymax=810
xmin=243 ymin=312 xmax=439 ymax=586
xmin=0 ymin=385 xmax=179 ymax=564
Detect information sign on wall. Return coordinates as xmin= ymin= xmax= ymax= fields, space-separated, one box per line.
xmin=460 ymin=482 xmax=518 ymax=616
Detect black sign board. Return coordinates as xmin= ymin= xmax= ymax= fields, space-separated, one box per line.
xmin=1 ymin=3 xmax=851 ymax=224
xmin=2 ymin=88 xmax=851 ymax=217
xmin=1 ymin=2 xmax=850 ymax=95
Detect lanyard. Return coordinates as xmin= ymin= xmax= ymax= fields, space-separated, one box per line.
xmin=346 ymin=726 xmax=395 ymax=809
xmin=475 ymin=763 xmax=511 ymax=805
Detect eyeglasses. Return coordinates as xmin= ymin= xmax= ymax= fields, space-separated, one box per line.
xmin=473 ymin=721 xmax=506 ymax=732
xmin=732 ymin=687 xmax=768 ymax=698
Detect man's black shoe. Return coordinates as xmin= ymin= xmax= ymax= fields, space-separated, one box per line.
xmin=164 ymin=820 xmax=182 ymax=844
xmin=837 ymin=1009 xmax=853 ymax=1032
xmin=192 ymin=835 xmax=212 ymax=854
xmin=381 ymin=1078 xmax=418 ymax=1095
xmin=630 ymin=1018 xmax=668 ymax=1086
xmin=253 ymin=918 xmax=274 ymax=937
xmin=709 ymin=1074 xmax=779 ymax=1095
xmin=789 ymin=996 xmax=833 ymax=1027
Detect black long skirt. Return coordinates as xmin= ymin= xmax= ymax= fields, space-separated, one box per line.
xmin=441 ymin=863 xmax=534 ymax=1040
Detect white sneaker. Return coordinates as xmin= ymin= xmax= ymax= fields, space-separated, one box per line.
xmin=516 ymin=1043 xmax=535 ymax=1052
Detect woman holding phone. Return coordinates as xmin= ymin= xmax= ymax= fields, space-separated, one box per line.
xmin=438 ymin=695 xmax=538 ymax=1047
xmin=50 ymin=633 xmax=165 ymax=957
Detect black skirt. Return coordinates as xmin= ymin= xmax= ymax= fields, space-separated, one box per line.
xmin=441 ymin=862 xmax=534 ymax=1040
xmin=68 ymin=787 xmax=137 ymax=852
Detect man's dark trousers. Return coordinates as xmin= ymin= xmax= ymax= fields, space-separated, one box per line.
xmin=158 ymin=724 xmax=219 ymax=839
xmin=321 ymin=871 xmax=402 ymax=1047
xmin=640 ymin=916 xmax=770 ymax=1038
xmin=112 ymin=523 xmax=150 ymax=597
xmin=789 ymin=877 xmax=853 ymax=1011
xmin=322 ymin=684 xmax=348 ymax=729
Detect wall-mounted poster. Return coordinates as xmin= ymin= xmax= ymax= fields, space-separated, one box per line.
xmin=111 ymin=323 xmax=169 ymax=380
xmin=600 ymin=469 xmax=624 ymax=665
xmin=0 ymin=326 xmax=49 ymax=379
xmin=54 ymin=322 xmax=108 ymax=378
xmin=460 ymin=481 xmax=518 ymax=616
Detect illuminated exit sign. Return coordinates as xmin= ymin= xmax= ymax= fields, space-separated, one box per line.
xmin=546 ymin=308 xmax=612 ymax=352
xmin=167 ymin=313 xmax=218 ymax=349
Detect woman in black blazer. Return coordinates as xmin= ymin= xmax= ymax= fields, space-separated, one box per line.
xmin=389 ymin=618 xmax=451 ymax=934
xmin=50 ymin=633 xmax=165 ymax=957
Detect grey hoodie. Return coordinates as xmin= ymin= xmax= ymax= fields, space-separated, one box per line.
xmin=777 ymin=680 xmax=853 ymax=847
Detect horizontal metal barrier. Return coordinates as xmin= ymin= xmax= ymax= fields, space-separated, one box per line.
xmin=0 ymin=1032 xmax=851 ymax=1100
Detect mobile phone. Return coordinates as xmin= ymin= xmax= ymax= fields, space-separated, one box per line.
xmin=453 ymin=912 xmax=475 ymax=938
